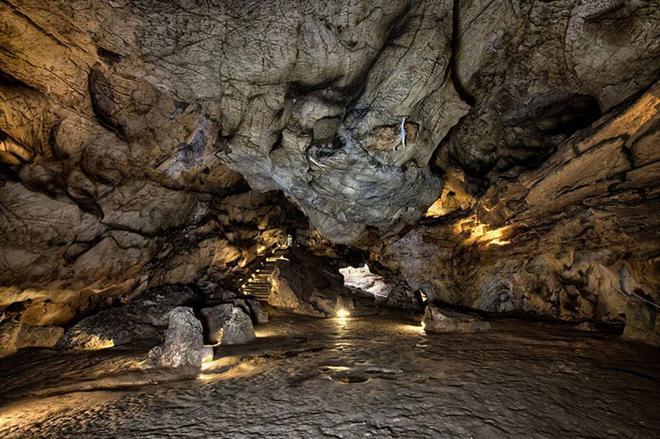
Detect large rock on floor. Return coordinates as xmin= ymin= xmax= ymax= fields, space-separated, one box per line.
xmin=422 ymin=305 xmax=491 ymax=334
xmin=245 ymin=299 xmax=269 ymax=325
xmin=148 ymin=307 xmax=210 ymax=369
xmin=0 ymin=321 xmax=64 ymax=358
xmin=58 ymin=285 xmax=197 ymax=350
xmin=200 ymin=304 xmax=255 ymax=345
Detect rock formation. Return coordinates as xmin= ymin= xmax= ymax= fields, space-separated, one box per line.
xmin=148 ymin=307 xmax=210 ymax=369
xmin=57 ymin=284 xmax=197 ymax=350
xmin=377 ymin=84 xmax=660 ymax=344
xmin=200 ymin=303 xmax=255 ymax=345
xmin=268 ymin=247 xmax=378 ymax=317
xmin=0 ymin=0 xmax=658 ymax=351
xmin=422 ymin=305 xmax=491 ymax=334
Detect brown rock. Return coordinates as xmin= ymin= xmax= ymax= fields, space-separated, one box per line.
xmin=0 ymin=321 xmax=64 ymax=358
xmin=422 ymin=305 xmax=491 ymax=334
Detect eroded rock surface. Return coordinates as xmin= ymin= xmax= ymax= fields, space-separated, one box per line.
xmin=58 ymin=285 xmax=197 ymax=350
xmin=0 ymin=1 xmax=658 ymax=346
xmin=422 ymin=305 xmax=491 ymax=334
xmin=200 ymin=304 xmax=255 ymax=346
xmin=0 ymin=321 xmax=63 ymax=358
xmin=148 ymin=307 xmax=209 ymax=369
xmin=378 ymin=84 xmax=660 ymax=345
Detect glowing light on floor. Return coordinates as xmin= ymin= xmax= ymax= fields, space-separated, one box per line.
xmin=336 ymin=308 xmax=351 ymax=319
xmin=398 ymin=323 xmax=426 ymax=335
xmin=266 ymin=256 xmax=289 ymax=262
xmin=201 ymin=355 xmax=241 ymax=372
xmin=254 ymin=328 xmax=279 ymax=338
xmin=197 ymin=360 xmax=261 ymax=382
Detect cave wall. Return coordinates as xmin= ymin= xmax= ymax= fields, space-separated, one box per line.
xmin=377 ymin=85 xmax=660 ymax=344
xmin=0 ymin=1 xmax=659 ymax=341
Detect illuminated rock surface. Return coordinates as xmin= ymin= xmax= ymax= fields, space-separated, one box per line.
xmin=0 ymin=1 xmax=659 ymax=435
xmin=200 ymin=304 xmax=255 ymax=346
xmin=422 ymin=305 xmax=491 ymax=334
xmin=147 ymin=307 xmax=207 ymax=369
xmin=1 ymin=316 xmax=659 ymax=438
xmin=1 ymin=2 xmax=657 ymax=336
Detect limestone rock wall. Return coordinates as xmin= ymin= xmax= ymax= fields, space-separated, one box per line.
xmin=0 ymin=1 xmax=658 ymax=342
xmin=377 ymin=84 xmax=660 ymax=344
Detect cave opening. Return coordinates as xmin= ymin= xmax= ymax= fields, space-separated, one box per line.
xmin=1 ymin=1 xmax=659 ymax=438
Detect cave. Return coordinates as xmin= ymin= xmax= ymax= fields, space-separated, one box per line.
xmin=0 ymin=1 xmax=659 ymax=437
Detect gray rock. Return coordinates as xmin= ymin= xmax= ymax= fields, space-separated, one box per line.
xmin=384 ymin=282 xmax=424 ymax=312
xmin=58 ymin=285 xmax=196 ymax=350
xmin=422 ymin=305 xmax=491 ymax=334
xmin=148 ymin=307 xmax=208 ymax=369
xmin=200 ymin=304 xmax=232 ymax=344
xmin=200 ymin=304 xmax=255 ymax=345
xmin=221 ymin=307 xmax=256 ymax=346
xmin=245 ymin=299 xmax=269 ymax=324
xmin=472 ymin=277 xmax=519 ymax=313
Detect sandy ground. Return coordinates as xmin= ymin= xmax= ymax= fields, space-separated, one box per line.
xmin=1 ymin=315 xmax=659 ymax=438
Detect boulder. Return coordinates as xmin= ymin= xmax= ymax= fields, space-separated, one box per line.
xmin=245 ymin=299 xmax=269 ymax=324
xmin=422 ymin=305 xmax=491 ymax=334
xmin=200 ymin=304 xmax=255 ymax=345
xmin=148 ymin=307 xmax=209 ymax=369
xmin=58 ymin=285 xmax=196 ymax=350
xmin=0 ymin=321 xmax=64 ymax=357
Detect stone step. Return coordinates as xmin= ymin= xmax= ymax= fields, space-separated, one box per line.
xmin=245 ymin=280 xmax=270 ymax=286
xmin=243 ymin=286 xmax=271 ymax=292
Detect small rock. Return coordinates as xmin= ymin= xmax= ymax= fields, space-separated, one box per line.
xmin=148 ymin=307 xmax=207 ymax=369
xmin=200 ymin=304 xmax=255 ymax=345
xmin=200 ymin=304 xmax=232 ymax=344
xmin=422 ymin=305 xmax=491 ymax=334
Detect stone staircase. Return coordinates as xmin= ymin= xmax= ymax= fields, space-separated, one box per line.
xmin=239 ymin=254 xmax=286 ymax=301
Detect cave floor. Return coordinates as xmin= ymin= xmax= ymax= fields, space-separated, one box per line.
xmin=1 ymin=315 xmax=659 ymax=438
